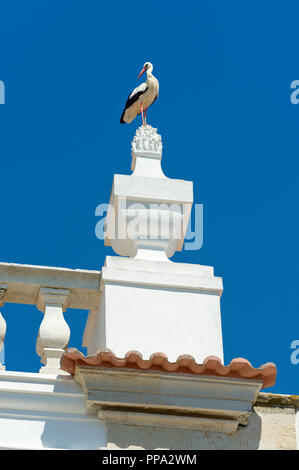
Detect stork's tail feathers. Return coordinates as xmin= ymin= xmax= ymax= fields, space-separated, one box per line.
xmin=120 ymin=113 xmax=126 ymax=124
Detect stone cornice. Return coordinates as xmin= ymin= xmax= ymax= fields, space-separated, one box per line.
xmin=98 ymin=409 xmax=240 ymax=434
xmin=99 ymin=256 xmax=223 ymax=297
xmin=257 ymin=392 xmax=299 ymax=409
xmin=72 ymin=364 xmax=264 ymax=433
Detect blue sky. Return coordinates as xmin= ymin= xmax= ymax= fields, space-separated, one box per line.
xmin=0 ymin=1 xmax=298 ymax=394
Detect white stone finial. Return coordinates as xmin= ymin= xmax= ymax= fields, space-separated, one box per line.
xmin=36 ymin=287 xmax=71 ymax=375
xmin=105 ymin=125 xmax=193 ymax=261
xmin=131 ymin=125 xmax=165 ymax=178
xmin=131 ymin=124 xmax=162 ymax=155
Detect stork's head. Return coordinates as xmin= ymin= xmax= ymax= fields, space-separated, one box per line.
xmin=138 ymin=62 xmax=153 ymax=78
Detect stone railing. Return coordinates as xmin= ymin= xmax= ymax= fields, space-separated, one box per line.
xmin=0 ymin=262 xmax=101 ymax=374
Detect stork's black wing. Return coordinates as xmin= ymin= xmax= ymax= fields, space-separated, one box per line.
xmin=120 ymin=82 xmax=147 ymax=123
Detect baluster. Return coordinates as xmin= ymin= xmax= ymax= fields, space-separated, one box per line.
xmin=36 ymin=287 xmax=71 ymax=374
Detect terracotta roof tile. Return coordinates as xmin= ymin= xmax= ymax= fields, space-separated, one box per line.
xmin=61 ymin=348 xmax=277 ymax=389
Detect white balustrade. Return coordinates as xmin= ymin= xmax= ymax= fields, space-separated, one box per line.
xmin=0 ymin=262 xmax=101 ymax=375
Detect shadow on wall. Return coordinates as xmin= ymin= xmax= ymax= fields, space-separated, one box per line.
xmin=106 ymin=412 xmax=262 ymax=450
xmin=39 ymin=378 xmax=106 ymax=450
xmin=40 ymin=417 xmax=106 ymax=450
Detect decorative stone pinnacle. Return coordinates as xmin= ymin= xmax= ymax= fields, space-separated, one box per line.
xmin=131 ymin=124 xmax=162 ymax=157
xmin=130 ymin=125 xmax=165 ymax=178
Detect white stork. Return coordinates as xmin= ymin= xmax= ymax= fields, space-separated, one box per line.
xmin=120 ymin=62 xmax=159 ymax=125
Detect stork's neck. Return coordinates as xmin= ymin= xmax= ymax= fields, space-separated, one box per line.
xmin=146 ymin=65 xmax=154 ymax=78
xmin=146 ymin=68 xmax=157 ymax=87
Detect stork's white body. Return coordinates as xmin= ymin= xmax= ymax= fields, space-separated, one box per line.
xmin=120 ymin=63 xmax=159 ymax=124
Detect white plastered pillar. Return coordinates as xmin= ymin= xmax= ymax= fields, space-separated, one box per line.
xmin=83 ymin=125 xmax=224 ymax=363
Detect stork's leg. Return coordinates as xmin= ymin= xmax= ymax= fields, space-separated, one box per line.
xmin=140 ymin=102 xmax=144 ymax=125
xmin=144 ymin=107 xmax=148 ymax=125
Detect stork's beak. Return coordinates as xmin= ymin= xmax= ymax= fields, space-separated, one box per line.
xmin=138 ymin=67 xmax=146 ymax=79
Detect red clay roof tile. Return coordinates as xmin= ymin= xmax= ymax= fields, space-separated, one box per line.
xmin=61 ymin=348 xmax=277 ymax=389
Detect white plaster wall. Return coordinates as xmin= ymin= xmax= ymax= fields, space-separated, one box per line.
xmin=0 ymin=413 xmax=106 ymax=450
xmin=102 ymin=283 xmax=223 ymax=363
xmin=0 ymin=370 xmax=106 ymax=450
xmin=255 ymin=406 xmax=297 ymax=450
